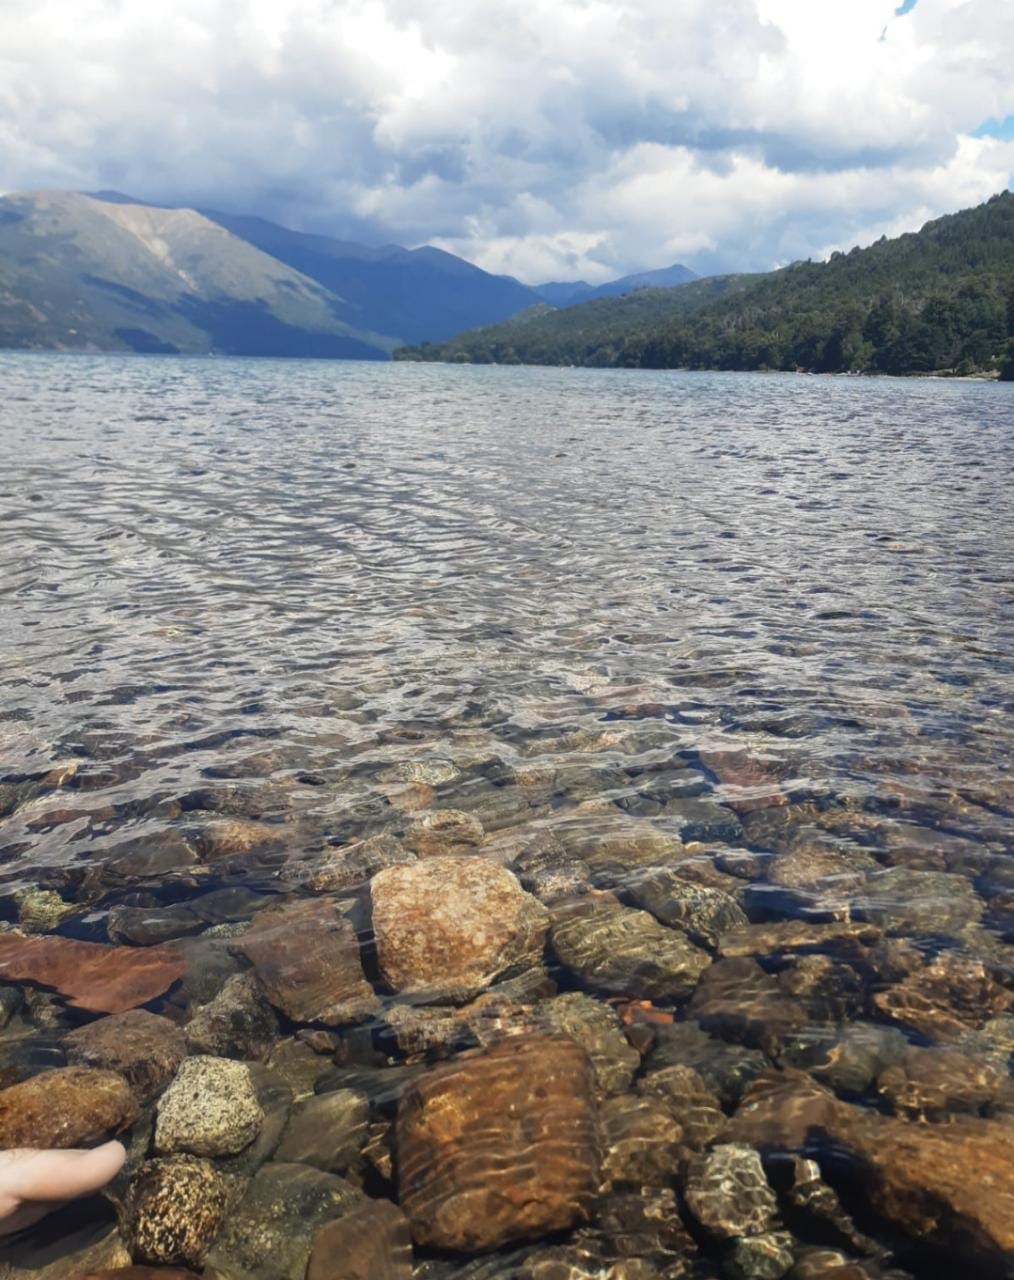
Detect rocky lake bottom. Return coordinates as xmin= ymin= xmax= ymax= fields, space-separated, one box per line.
xmin=0 ymin=355 xmax=1012 ymax=1280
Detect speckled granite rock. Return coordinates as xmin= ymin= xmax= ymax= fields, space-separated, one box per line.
xmin=230 ymin=898 xmax=379 ymax=1027
xmin=0 ymin=1066 xmax=138 ymax=1148
xmin=65 ymin=1010 xmax=186 ymax=1104
xmin=126 ymin=1155 xmax=235 ymax=1268
xmin=684 ymin=1144 xmax=778 ymax=1238
xmin=203 ymin=1162 xmax=363 ymax=1280
xmin=550 ymin=900 xmax=711 ymax=1000
xmin=372 ymin=857 xmax=549 ymax=1003
xmin=155 ymin=1056 xmax=263 ymax=1157
xmin=396 ymin=1035 xmax=599 ymax=1251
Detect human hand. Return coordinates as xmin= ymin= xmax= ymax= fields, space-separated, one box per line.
xmin=0 ymin=1141 xmax=126 ymax=1236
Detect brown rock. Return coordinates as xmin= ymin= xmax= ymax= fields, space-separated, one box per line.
xmin=0 ymin=1066 xmax=138 ymax=1148
xmin=718 ymin=920 xmax=882 ymax=961
xmin=598 ymin=1094 xmax=683 ymax=1188
xmin=197 ymin=819 xmax=282 ymax=861
xmin=230 ymin=898 xmax=378 ymax=1026
xmin=872 ymin=951 xmax=1013 ymax=1041
xmin=0 ymin=934 xmax=185 ymax=1014
xmin=689 ymin=957 xmax=806 ymax=1054
xmin=64 ymin=1010 xmax=186 ymax=1104
xmin=404 ymin=809 xmax=485 ymax=857
xmin=307 ymin=833 xmax=415 ymax=893
xmin=126 ymin=1155 xmax=234 ymax=1268
xmin=726 ymin=1070 xmax=847 ymax=1154
xmin=699 ymin=746 xmax=787 ymax=812
xmin=876 ymin=1046 xmax=1004 ymax=1118
xmin=396 ymin=1034 xmax=600 ymax=1251
xmin=307 ymin=1199 xmax=413 ymax=1280
xmin=372 ymin=857 xmax=549 ymax=1003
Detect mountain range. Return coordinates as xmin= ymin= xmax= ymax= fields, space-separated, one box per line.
xmin=534 ymin=262 xmax=697 ymax=306
xmin=398 ymin=192 xmax=1014 ymax=379
xmin=0 ymin=189 xmax=696 ymax=358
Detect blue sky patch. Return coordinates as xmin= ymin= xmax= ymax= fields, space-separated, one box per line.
xmin=895 ymin=0 xmax=918 ymax=14
xmin=972 ymin=115 xmax=1014 ymax=141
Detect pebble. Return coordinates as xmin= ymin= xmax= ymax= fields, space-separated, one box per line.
xmin=126 ymin=1155 xmax=235 ymax=1268
xmin=684 ymin=1143 xmax=778 ymax=1238
xmin=154 ymin=1056 xmax=264 ymax=1157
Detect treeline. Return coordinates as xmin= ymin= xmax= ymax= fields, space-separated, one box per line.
xmin=397 ymin=192 xmax=1014 ymax=379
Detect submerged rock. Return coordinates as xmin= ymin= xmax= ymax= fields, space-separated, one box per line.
xmin=372 ymin=857 xmax=549 ymax=1003
xmin=184 ymin=972 xmax=278 ymax=1060
xmin=598 ymin=1094 xmax=684 ymax=1188
xmin=876 ymin=1046 xmax=1004 ymax=1118
xmin=623 ymin=869 xmax=747 ymax=948
xmin=0 ymin=934 xmax=185 ymax=1014
xmin=550 ymin=900 xmax=711 ymax=1000
xmin=126 ymin=1155 xmax=234 ymax=1268
xmin=64 ymin=1010 xmax=186 ymax=1104
xmin=396 ymin=1034 xmax=599 ymax=1251
xmin=273 ymin=1089 xmax=369 ymax=1173
xmin=637 ymin=1063 xmax=727 ymax=1154
xmin=689 ymin=958 xmax=806 ymax=1054
xmin=404 ymin=809 xmax=485 ymax=857
xmin=857 ymin=867 xmax=982 ymax=936
xmin=203 ymin=1162 xmax=363 ymax=1280
xmin=0 ymin=1066 xmax=138 ymax=1148
xmin=307 ymin=1198 xmax=413 ymax=1280
xmin=307 ymin=833 xmax=415 ymax=893
xmin=538 ymin=992 xmax=640 ymax=1095
xmin=684 ymin=1143 xmax=778 ymax=1238
xmin=726 ymin=1231 xmax=795 ymax=1280
xmin=155 ymin=1056 xmax=263 ymax=1157
xmin=872 ymin=951 xmax=1012 ymax=1040
xmin=230 ymin=898 xmax=379 ymax=1027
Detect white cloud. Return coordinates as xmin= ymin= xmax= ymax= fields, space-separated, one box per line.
xmin=0 ymin=0 xmax=1011 ymax=280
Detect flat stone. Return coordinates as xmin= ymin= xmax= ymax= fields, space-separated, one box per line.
xmin=307 ymin=1198 xmax=413 ymax=1280
xmin=550 ymin=900 xmax=710 ymax=1000
xmin=699 ymin=747 xmax=788 ymax=813
xmin=372 ymin=857 xmax=549 ymax=1003
xmin=126 ymin=1155 xmax=235 ymax=1268
xmin=876 ymin=1046 xmax=1004 ymax=1118
xmin=203 ymin=1162 xmax=363 ymax=1280
xmin=230 ymin=898 xmax=379 ymax=1026
xmin=64 ymin=1010 xmax=186 ymax=1104
xmin=872 ymin=951 xmax=1013 ymax=1040
xmin=718 ymin=921 xmax=882 ymax=961
xmin=273 ymin=1089 xmax=369 ymax=1173
xmin=396 ymin=1034 xmax=600 ymax=1251
xmin=624 ymin=869 xmax=747 ymax=948
xmin=0 ymin=934 xmax=185 ymax=1014
xmin=857 ymin=867 xmax=982 ymax=936
xmin=689 ymin=957 xmax=806 ymax=1054
xmin=0 ymin=1066 xmax=138 ymax=1148
xmin=684 ymin=1143 xmax=778 ymax=1238
xmin=155 ymin=1056 xmax=263 ymax=1157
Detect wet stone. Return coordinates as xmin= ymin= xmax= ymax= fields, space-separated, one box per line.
xmin=64 ymin=1010 xmax=186 ymax=1104
xmin=126 ymin=1154 xmax=235 ymax=1269
xmin=648 ymin=1020 xmax=769 ymax=1109
xmin=684 ymin=1143 xmax=778 ymax=1239
xmin=871 ymin=950 xmax=1013 ymax=1041
xmin=637 ymin=1064 xmax=727 ymax=1153
xmin=203 ymin=1161 xmax=364 ymax=1280
xmin=307 ymin=1198 xmax=414 ymax=1280
xmin=550 ymin=900 xmax=711 ymax=1000
xmin=307 ymin=833 xmax=415 ymax=892
xmin=396 ymin=1034 xmax=600 ymax=1252
xmin=623 ymin=869 xmax=748 ymax=948
xmin=776 ymin=1157 xmax=878 ymax=1258
xmin=593 ymin=1187 xmax=698 ymax=1262
xmin=765 ymin=846 xmax=867 ymax=893
xmin=371 ymin=856 xmax=549 ymax=1004
xmin=538 ymin=991 xmax=641 ymax=1095
xmin=196 ymin=818 xmax=285 ymax=863
xmin=857 ymin=868 xmax=982 ymax=936
xmin=725 ymin=1231 xmax=795 ymax=1280
xmin=718 ymin=922 xmax=882 ymax=962
xmin=782 ymin=1023 xmax=907 ymax=1095
xmin=776 ymin=956 xmax=863 ymax=1024
xmin=185 ymin=972 xmax=278 ymax=1060
xmin=106 ymin=903 xmax=204 ymax=946
xmin=875 ymin=1045 xmax=1004 ymax=1118
xmin=0 ymin=933 xmax=186 ymax=1014
xmin=689 ymin=958 xmax=806 ymax=1055
xmin=0 ymin=1065 xmax=138 ymax=1148
xmin=14 ymin=887 xmax=79 ymax=932
xmin=598 ymin=1094 xmax=685 ymax=1188
xmin=230 ymin=898 xmax=379 ymax=1027
xmin=216 ymin=1064 xmax=294 ymax=1179
xmin=154 ymin=1055 xmax=264 ymax=1157
xmin=273 ymin=1088 xmax=369 ymax=1173
xmin=0 ymin=983 xmax=23 ymax=1028
xmin=404 ymin=809 xmax=485 ymax=857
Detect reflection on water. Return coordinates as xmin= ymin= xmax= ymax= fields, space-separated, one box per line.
xmin=0 ymin=354 xmax=1012 ymax=1278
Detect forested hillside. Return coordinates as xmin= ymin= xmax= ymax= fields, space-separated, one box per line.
xmin=396 ymin=192 xmax=1014 ymax=378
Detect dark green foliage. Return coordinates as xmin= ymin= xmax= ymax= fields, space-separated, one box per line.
xmin=397 ymin=192 xmax=1014 ymax=378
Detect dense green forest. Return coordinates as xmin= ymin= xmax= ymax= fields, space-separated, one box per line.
xmin=396 ymin=191 xmax=1014 ymax=379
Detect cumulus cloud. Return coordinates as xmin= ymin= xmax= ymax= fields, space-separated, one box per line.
xmin=0 ymin=0 xmax=1011 ymax=280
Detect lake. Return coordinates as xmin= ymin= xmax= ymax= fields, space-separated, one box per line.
xmin=1 ymin=353 xmax=1013 ymax=1277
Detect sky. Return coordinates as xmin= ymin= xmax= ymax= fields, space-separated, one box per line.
xmin=1 ymin=0 xmax=1013 ymax=283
